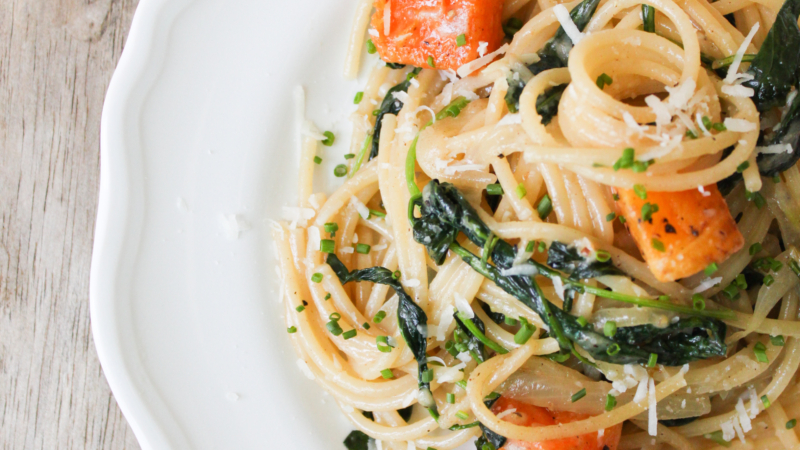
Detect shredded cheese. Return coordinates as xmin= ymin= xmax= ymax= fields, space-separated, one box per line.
xmin=454 ymin=292 xmax=475 ymax=318
xmin=384 ymin=0 xmax=391 ymax=36
xmin=457 ymin=43 xmax=509 ymax=78
xmin=725 ymin=23 xmax=760 ymax=84
xmin=724 ymin=118 xmax=757 ymax=132
xmin=553 ymin=4 xmax=584 ymax=44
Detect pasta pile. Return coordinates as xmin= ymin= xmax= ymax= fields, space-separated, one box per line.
xmin=273 ymin=0 xmax=800 ymax=448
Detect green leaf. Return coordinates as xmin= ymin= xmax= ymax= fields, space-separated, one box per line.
xmin=547 ymin=241 xmax=622 ymax=280
xmin=369 ymin=67 xmax=422 ymax=159
xmin=742 ymin=0 xmax=800 ymax=111
xmin=343 ymin=430 xmax=372 ymax=450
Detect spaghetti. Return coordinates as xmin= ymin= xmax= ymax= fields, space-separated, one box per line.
xmin=274 ymin=0 xmax=800 ymax=448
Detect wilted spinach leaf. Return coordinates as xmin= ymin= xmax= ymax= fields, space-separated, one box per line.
xmin=547 ymin=241 xmax=622 ymax=280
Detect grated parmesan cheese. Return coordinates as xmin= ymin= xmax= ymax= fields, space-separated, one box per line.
xmin=724 ymin=117 xmax=757 ymax=132
xmin=500 ymin=265 xmax=539 ymax=276
xmin=478 ymin=41 xmax=488 ymax=57
xmin=721 ymin=84 xmax=755 ymax=98
xmin=757 ymin=143 xmax=793 ymax=154
xmin=219 ymin=214 xmax=251 ymax=239
xmin=665 ymin=78 xmax=696 ymax=110
xmin=648 ymin=377 xmax=657 ymax=436
xmin=697 ymin=185 xmax=711 ymax=197
xmin=437 ymin=305 xmax=456 ymax=341
xmin=350 ymin=196 xmax=371 ymax=219
xmin=725 ymin=23 xmax=760 ymax=84
xmin=497 ymin=408 xmax=517 ymax=420
xmin=392 ymin=90 xmax=410 ymax=103
xmin=622 ymin=111 xmax=647 ymax=136
xmin=645 ymin=95 xmax=671 ymax=127
xmin=405 ymin=278 xmax=421 ymax=288
xmin=368 ymin=28 xmax=379 ymax=37
xmin=692 ymin=277 xmax=722 ymax=293
xmin=340 ymin=246 xmax=354 ymax=254
xmin=454 ymin=292 xmax=474 ymax=319
xmin=736 ymin=397 xmax=752 ymax=432
xmin=553 ymin=4 xmax=584 ymax=44
xmin=457 ymin=43 xmax=509 ymax=78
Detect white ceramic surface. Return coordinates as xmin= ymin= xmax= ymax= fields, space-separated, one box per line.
xmin=92 ymin=0 xmax=385 ymax=448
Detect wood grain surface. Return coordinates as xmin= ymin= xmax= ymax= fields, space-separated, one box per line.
xmin=0 ymin=0 xmax=140 ymax=448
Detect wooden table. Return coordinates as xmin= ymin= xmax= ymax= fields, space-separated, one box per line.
xmin=1 ymin=0 xmax=140 ymax=448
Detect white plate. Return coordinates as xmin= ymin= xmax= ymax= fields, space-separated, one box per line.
xmin=92 ymin=0 xmax=385 ymax=448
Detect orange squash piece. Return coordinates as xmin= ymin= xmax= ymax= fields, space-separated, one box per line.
xmin=370 ymin=0 xmax=505 ymax=71
xmin=615 ymin=185 xmax=744 ymax=282
xmin=492 ymin=398 xmax=623 ymax=450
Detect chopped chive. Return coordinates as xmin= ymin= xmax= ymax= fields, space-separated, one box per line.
xmin=311 ymin=273 xmax=323 ymax=283
xmin=612 ymin=193 xmax=620 ymax=201
xmin=372 ymin=109 xmax=380 ymax=116
xmin=356 ymin=243 xmax=371 ymax=254
xmin=537 ymin=194 xmax=552 ymax=219
xmin=344 ymin=153 xmax=356 ymax=159
xmin=704 ymin=262 xmax=719 ymax=276
xmin=787 ymin=419 xmax=797 ymax=429
xmin=647 ymin=353 xmax=658 ymax=367
xmin=324 ymin=222 xmax=339 ymax=233
xmin=504 ymin=316 xmax=519 ymax=326
xmin=596 ymin=250 xmax=611 ymax=262
xmin=658 ymin=295 xmax=670 ymax=301
xmin=632 ymin=160 xmax=654 ymax=173
xmin=604 ymin=321 xmax=617 ymax=337
xmin=712 ymin=122 xmax=727 ymax=131
xmin=456 ymin=380 xmax=467 ymax=389
xmin=685 ymin=129 xmax=698 ymax=139
xmin=576 ymin=316 xmax=588 ymax=327
xmin=445 ymin=340 xmax=458 ymax=357
xmin=455 ymin=410 xmax=469 ymax=420
xmin=651 ymin=238 xmax=665 ymax=252
xmin=326 ymin=320 xmax=343 ymax=336
xmin=427 ymin=56 xmax=435 ymax=68
xmin=392 ymin=270 xmax=401 ymax=279
xmin=771 ymin=335 xmax=785 ymax=346
xmin=736 ymin=161 xmax=750 ymax=173
xmin=754 ymin=342 xmax=768 ymax=363
xmin=772 ymin=259 xmax=784 ymax=272
xmin=618 ymin=215 xmax=627 ymax=224
xmin=607 ymin=343 xmax=621 ymax=355
xmin=376 ymin=335 xmax=394 ymax=352
xmin=320 ymin=239 xmax=335 ymax=253
xmin=295 ymin=305 xmax=305 ymax=312
xmin=606 ymin=212 xmax=616 ymax=222
xmin=322 ymin=131 xmax=335 ymax=146
xmin=745 ymin=189 xmax=766 ymax=209
xmin=447 ymin=393 xmax=456 ymax=404
xmin=514 ymin=319 xmax=535 ymax=344
xmin=537 ymin=241 xmax=546 ymax=252
xmin=334 ymin=164 xmax=348 ymax=177
xmin=525 ymin=241 xmax=535 ymax=252
xmin=761 ymin=395 xmax=771 ymax=408
xmin=596 ymin=73 xmax=613 ymax=89
xmin=692 ymin=294 xmax=706 ymax=311
xmin=324 ymin=293 xmax=331 ymax=300
xmin=605 ymin=394 xmax=617 ymax=411
xmin=613 ymin=148 xmax=635 ymax=171
xmin=314 ymin=156 xmax=322 ymax=164
xmin=702 ymin=116 xmax=713 ymax=129
xmin=368 ymin=208 xmax=386 ymax=218
xmin=366 ymin=39 xmax=377 ymax=54
xmin=421 ymin=369 xmax=434 ymax=383
xmin=633 ymin=184 xmax=647 ymax=199
xmin=343 ymin=329 xmax=357 ymax=340
xmin=774 ymin=175 xmax=782 ymax=183
xmin=515 ymin=183 xmax=527 ymax=199
xmin=571 ymin=388 xmax=587 ymax=402
xmin=487 ymin=183 xmax=504 ymax=196
xmin=704 ymin=431 xmax=731 ymax=447
xmin=791 ymin=260 xmax=800 ymax=278
xmin=363 ymin=322 xmax=371 ymax=330
xmin=354 ymin=92 xmax=364 ymax=104
xmin=749 ymin=243 xmax=762 ymax=255
xmin=287 ymin=326 xmax=297 ymax=333
xmin=641 ymin=202 xmax=659 ymax=222
xmin=380 ymin=369 xmax=394 ymax=379
xmin=734 ymin=274 xmax=748 ymax=290
xmin=456 ymin=33 xmax=467 ymax=47
xmin=373 ymin=311 xmax=387 ymax=323
xmin=329 ymin=312 xmax=341 ymax=320
xmin=722 ymin=283 xmax=740 ymax=300
xmin=764 ymin=274 xmax=775 ymax=286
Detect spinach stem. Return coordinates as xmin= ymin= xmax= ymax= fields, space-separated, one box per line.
xmin=455 ymin=311 xmax=509 ymax=354
xmin=349 ymin=134 xmax=373 ymax=178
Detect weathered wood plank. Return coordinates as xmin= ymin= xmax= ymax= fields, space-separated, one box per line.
xmin=0 ymin=0 xmax=140 ymax=448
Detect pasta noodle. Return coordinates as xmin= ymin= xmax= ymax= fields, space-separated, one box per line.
xmin=274 ymin=0 xmax=800 ymax=448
